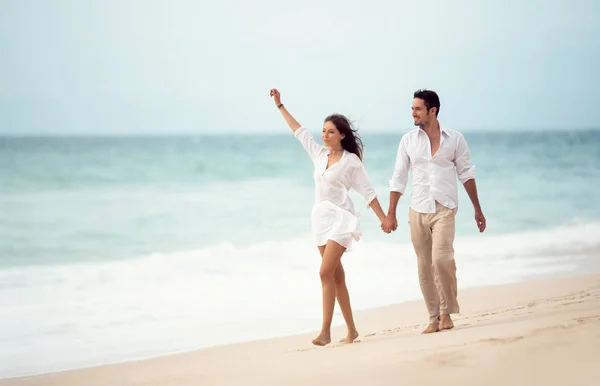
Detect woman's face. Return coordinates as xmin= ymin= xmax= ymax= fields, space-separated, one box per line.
xmin=321 ymin=120 xmax=345 ymax=148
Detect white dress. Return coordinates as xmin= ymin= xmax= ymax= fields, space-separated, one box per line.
xmin=294 ymin=126 xmax=378 ymax=251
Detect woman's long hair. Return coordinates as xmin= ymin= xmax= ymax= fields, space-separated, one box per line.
xmin=324 ymin=114 xmax=364 ymax=160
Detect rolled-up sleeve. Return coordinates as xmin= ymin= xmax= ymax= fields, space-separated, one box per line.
xmin=389 ymin=136 xmax=410 ymax=193
xmin=454 ymin=134 xmax=476 ymax=183
xmin=294 ymin=126 xmax=325 ymax=162
xmin=351 ymin=161 xmax=378 ymax=207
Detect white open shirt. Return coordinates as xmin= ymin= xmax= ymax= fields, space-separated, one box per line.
xmin=389 ymin=124 xmax=476 ymax=214
xmin=295 ymin=126 xmax=378 ymax=246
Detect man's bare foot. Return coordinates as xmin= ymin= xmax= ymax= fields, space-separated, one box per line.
xmin=312 ymin=332 xmax=331 ymax=346
xmin=338 ymin=329 xmax=359 ymax=344
xmin=440 ymin=314 xmax=454 ymax=330
xmin=421 ymin=322 xmax=440 ymax=334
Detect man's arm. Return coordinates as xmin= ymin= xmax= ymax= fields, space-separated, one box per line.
xmin=455 ymin=134 xmax=486 ymax=232
xmin=382 ymin=137 xmax=410 ymax=233
xmin=387 ymin=191 xmax=402 ymax=217
xmin=463 ymin=178 xmax=486 ymax=232
xmin=463 ymin=179 xmax=481 ymax=213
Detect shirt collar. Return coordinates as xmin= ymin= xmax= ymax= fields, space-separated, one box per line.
xmin=419 ymin=121 xmax=449 ymax=137
xmin=439 ymin=123 xmax=450 ymax=137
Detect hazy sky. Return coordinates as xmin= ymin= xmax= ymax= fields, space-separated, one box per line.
xmin=1 ymin=0 xmax=598 ymax=134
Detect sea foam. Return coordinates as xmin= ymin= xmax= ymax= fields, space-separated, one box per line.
xmin=0 ymin=220 xmax=598 ymax=378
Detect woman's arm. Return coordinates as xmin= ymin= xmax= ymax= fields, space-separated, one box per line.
xmin=368 ymin=198 xmax=387 ymax=223
xmin=270 ymin=88 xmax=325 ymax=162
xmin=270 ymin=88 xmax=302 ymax=133
xmin=350 ymin=161 xmax=386 ymax=223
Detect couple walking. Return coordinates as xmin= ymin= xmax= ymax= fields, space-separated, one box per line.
xmin=269 ymin=88 xmax=486 ymax=346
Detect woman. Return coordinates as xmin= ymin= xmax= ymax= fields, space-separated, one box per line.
xmin=269 ymin=88 xmax=387 ymax=346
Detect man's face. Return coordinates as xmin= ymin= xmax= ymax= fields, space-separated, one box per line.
xmin=412 ymin=98 xmax=434 ymax=127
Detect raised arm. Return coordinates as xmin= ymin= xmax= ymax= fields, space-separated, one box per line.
xmin=270 ymin=88 xmax=324 ymax=162
xmin=270 ymin=88 xmax=301 ymax=133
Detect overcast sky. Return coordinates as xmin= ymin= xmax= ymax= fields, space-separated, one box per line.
xmin=1 ymin=0 xmax=598 ymax=135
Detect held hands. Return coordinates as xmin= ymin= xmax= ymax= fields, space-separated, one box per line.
xmin=381 ymin=212 xmax=485 ymax=233
xmin=380 ymin=210 xmax=486 ymax=233
xmin=269 ymin=88 xmax=282 ymax=107
xmin=381 ymin=214 xmax=398 ymax=234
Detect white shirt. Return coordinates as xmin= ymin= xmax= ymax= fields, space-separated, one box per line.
xmin=295 ymin=126 xmax=378 ymax=214
xmin=389 ymin=124 xmax=476 ymax=214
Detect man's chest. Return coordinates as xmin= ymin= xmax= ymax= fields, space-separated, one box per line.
xmin=407 ymin=137 xmax=455 ymax=167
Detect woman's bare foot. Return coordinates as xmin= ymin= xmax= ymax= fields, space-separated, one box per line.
xmin=312 ymin=332 xmax=331 ymax=346
xmin=440 ymin=314 xmax=454 ymax=330
xmin=421 ymin=322 xmax=440 ymax=334
xmin=338 ymin=329 xmax=359 ymax=344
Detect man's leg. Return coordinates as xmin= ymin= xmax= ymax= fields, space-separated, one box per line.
xmin=409 ymin=208 xmax=440 ymax=333
xmin=431 ymin=203 xmax=459 ymax=330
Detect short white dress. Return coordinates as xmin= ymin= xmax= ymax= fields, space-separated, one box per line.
xmin=294 ymin=126 xmax=378 ymax=251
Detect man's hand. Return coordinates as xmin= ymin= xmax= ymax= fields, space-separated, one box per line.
xmin=381 ymin=214 xmax=398 ymax=234
xmin=474 ymin=210 xmax=486 ymax=233
xmin=462 ymin=179 xmax=485 ymax=232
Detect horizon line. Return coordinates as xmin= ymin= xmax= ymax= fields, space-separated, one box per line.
xmin=1 ymin=126 xmax=599 ymax=138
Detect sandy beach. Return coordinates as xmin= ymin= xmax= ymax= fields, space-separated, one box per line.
xmin=2 ymin=271 xmax=599 ymax=386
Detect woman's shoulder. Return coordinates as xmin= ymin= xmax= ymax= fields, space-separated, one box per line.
xmin=345 ymin=151 xmax=361 ymax=162
xmin=344 ymin=151 xmax=364 ymax=168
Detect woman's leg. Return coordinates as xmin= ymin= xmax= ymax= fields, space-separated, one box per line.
xmin=317 ymin=241 xmax=359 ymax=344
xmin=333 ymin=262 xmax=359 ymax=343
xmin=312 ymin=239 xmax=347 ymax=346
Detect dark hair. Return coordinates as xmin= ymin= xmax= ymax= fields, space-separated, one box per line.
xmin=324 ymin=113 xmax=364 ymax=160
xmin=414 ymin=89 xmax=440 ymax=116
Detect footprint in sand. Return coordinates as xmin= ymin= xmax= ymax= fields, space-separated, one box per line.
xmin=424 ymin=351 xmax=467 ymax=367
xmin=559 ymin=300 xmax=585 ymax=306
xmin=479 ymin=336 xmax=524 ymax=345
xmin=572 ymin=315 xmax=600 ymax=324
xmin=293 ymin=347 xmax=316 ymax=352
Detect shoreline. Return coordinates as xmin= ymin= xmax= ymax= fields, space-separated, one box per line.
xmin=3 ymin=239 xmax=596 ymax=381
xmin=3 ymin=269 xmax=600 ymax=385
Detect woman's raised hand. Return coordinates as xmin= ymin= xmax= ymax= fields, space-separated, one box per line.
xmin=269 ymin=88 xmax=281 ymax=107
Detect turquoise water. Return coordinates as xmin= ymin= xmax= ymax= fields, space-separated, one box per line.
xmin=2 ymin=130 xmax=599 ymax=267
xmin=1 ymin=129 xmax=600 ymax=377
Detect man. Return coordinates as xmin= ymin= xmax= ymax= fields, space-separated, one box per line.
xmin=381 ymin=89 xmax=486 ymax=334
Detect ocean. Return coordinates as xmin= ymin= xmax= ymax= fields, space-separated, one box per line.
xmin=1 ymin=128 xmax=600 ymax=378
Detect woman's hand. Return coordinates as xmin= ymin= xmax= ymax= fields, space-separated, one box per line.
xmin=270 ymin=88 xmax=282 ymax=107
xmin=269 ymin=88 xmax=301 ymax=132
xmin=381 ymin=214 xmax=397 ymax=234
